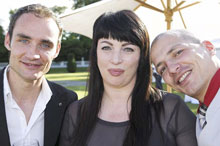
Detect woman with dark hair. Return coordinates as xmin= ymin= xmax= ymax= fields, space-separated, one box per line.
xmin=59 ymin=10 xmax=197 ymax=146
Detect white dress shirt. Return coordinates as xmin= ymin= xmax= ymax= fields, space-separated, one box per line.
xmin=196 ymin=89 xmax=220 ymax=146
xmin=3 ymin=66 xmax=52 ymax=146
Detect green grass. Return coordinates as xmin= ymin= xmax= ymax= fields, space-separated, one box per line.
xmin=48 ymin=67 xmax=88 ymax=74
xmin=66 ymin=86 xmax=87 ymax=99
xmin=46 ymin=72 xmax=88 ymax=81
xmin=186 ymin=102 xmax=199 ymax=114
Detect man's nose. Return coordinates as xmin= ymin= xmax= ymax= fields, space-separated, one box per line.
xmin=26 ymin=43 xmax=40 ymax=59
xmin=167 ymin=61 xmax=180 ymax=74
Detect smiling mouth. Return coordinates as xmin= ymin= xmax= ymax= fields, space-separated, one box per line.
xmin=23 ymin=62 xmax=42 ymax=68
xmin=178 ymin=71 xmax=191 ymax=83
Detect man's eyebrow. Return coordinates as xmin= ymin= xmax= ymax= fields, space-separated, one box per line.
xmin=16 ymin=33 xmax=31 ymax=39
xmin=41 ymin=39 xmax=53 ymax=44
xmin=167 ymin=43 xmax=184 ymax=55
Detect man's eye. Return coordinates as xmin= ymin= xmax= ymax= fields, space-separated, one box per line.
xmin=40 ymin=43 xmax=51 ymax=49
xmin=175 ymin=50 xmax=183 ymax=57
xmin=123 ymin=47 xmax=134 ymax=52
xmin=19 ymin=39 xmax=29 ymax=44
xmin=160 ymin=67 xmax=166 ymax=75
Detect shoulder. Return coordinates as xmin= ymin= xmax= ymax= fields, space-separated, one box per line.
xmin=47 ymin=80 xmax=78 ymax=102
xmin=65 ymin=98 xmax=85 ymax=124
xmin=161 ymin=91 xmax=183 ymax=106
xmin=160 ymin=91 xmax=195 ymax=120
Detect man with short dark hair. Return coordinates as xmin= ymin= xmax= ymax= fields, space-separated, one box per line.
xmin=151 ymin=29 xmax=220 ymax=146
xmin=0 ymin=4 xmax=77 ymax=146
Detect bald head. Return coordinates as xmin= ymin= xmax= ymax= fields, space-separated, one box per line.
xmin=151 ymin=29 xmax=201 ymax=49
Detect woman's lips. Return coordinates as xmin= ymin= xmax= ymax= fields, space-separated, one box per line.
xmin=108 ymin=69 xmax=124 ymax=76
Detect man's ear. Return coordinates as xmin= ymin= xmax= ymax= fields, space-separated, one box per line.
xmin=53 ymin=42 xmax=61 ymax=59
xmin=202 ymin=40 xmax=216 ymax=56
xmin=4 ymin=33 xmax=11 ymax=51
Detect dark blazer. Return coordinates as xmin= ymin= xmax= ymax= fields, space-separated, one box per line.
xmin=0 ymin=67 xmax=78 ymax=146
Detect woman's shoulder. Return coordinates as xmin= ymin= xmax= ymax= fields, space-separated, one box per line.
xmin=65 ymin=97 xmax=86 ymax=121
xmin=159 ymin=90 xmax=195 ymax=119
xmin=68 ymin=97 xmax=85 ymax=110
xmin=159 ymin=90 xmax=190 ymax=116
xmin=160 ymin=90 xmax=184 ymax=106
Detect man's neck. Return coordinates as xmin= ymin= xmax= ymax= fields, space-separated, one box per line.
xmin=7 ymin=68 xmax=43 ymax=101
xmin=198 ymin=67 xmax=220 ymax=105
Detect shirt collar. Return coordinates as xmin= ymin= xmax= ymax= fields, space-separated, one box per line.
xmin=40 ymin=77 xmax=52 ymax=106
xmin=203 ymin=68 xmax=220 ymax=107
xmin=3 ymin=65 xmax=13 ymax=104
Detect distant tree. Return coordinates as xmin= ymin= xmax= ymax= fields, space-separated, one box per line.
xmin=72 ymin=0 xmax=101 ymax=9
xmin=56 ymin=32 xmax=91 ymax=62
xmin=0 ymin=25 xmax=9 ymax=62
xmin=67 ymin=53 xmax=77 ymax=72
xmin=50 ymin=6 xmax=67 ymax=15
xmin=9 ymin=9 xmax=17 ymax=16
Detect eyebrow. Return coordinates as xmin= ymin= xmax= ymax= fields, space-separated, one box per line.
xmin=100 ymin=41 xmax=133 ymax=47
xmin=41 ymin=39 xmax=53 ymax=45
xmin=122 ymin=42 xmax=133 ymax=47
xmin=100 ymin=41 xmax=113 ymax=46
xmin=17 ymin=33 xmax=31 ymax=39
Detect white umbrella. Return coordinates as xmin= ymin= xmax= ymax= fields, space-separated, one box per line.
xmin=60 ymin=0 xmax=140 ymax=38
xmin=60 ymin=0 xmax=220 ymax=40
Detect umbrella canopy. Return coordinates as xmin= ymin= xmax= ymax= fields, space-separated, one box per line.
xmin=60 ymin=0 xmax=139 ymax=38
xmin=60 ymin=0 xmax=220 ymax=40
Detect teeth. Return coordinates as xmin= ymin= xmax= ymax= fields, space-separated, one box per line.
xmin=179 ymin=71 xmax=190 ymax=83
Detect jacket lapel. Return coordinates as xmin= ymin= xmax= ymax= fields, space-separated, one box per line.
xmin=44 ymin=82 xmax=67 ymax=146
xmin=0 ymin=68 xmax=11 ymax=146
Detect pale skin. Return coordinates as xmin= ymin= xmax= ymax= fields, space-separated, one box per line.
xmin=151 ymin=32 xmax=220 ymax=102
xmin=97 ymin=38 xmax=140 ymax=122
xmin=4 ymin=13 xmax=61 ymax=123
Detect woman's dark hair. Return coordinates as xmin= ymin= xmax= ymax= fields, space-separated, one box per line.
xmin=72 ymin=10 xmax=163 ymax=146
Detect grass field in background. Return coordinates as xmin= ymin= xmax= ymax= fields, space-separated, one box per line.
xmin=48 ymin=67 xmax=88 ymax=74
xmin=46 ymin=67 xmax=89 ymax=81
xmin=66 ymin=86 xmax=87 ymax=99
xmin=46 ymin=72 xmax=88 ymax=81
xmin=46 ymin=68 xmax=198 ymax=114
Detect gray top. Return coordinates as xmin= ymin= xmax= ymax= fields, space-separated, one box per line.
xmin=59 ymin=92 xmax=197 ymax=146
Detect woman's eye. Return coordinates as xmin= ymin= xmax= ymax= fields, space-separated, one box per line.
xmin=101 ymin=46 xmax=111 ymax=50
xmin=123 ymin=47 xmax=134 ymax=52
